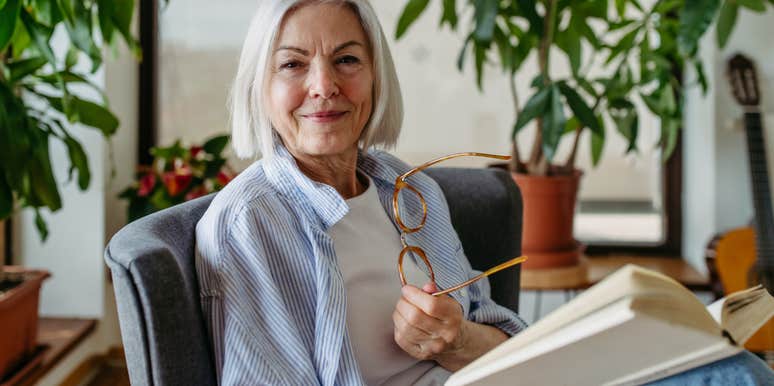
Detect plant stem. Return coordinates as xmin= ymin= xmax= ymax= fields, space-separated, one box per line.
xmin=528 ymin=0 xmax=558 ymax=175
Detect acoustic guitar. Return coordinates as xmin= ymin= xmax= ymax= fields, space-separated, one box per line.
xmin=707 ymin=54 xmax=774 ymax=365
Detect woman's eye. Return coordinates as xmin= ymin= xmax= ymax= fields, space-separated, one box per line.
xmin=280 ymin=61 xmax=303 ymax=70
xmin=336 ymin=55 xmax=360 ymax=65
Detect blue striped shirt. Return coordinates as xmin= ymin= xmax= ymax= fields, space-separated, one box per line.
xmin=195 ymin=144 xmax=528 ymax=385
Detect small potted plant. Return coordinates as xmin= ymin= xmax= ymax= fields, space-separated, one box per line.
xmin=119 ymin=134 xmax=235 ymax=221
xmin=396 ymin=0 xmax=771 ymax=268
xmin=0 ymin=0 xmax=141 ymax=380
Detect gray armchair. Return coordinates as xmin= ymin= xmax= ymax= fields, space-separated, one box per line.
xmin=105 ymin=167 xmax=523 ymax=386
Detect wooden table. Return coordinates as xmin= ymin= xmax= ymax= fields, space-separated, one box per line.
xmin=2 ymin=318 xmax=96 ymax=386
xmin=521 ymin=255 xmax=711 ymax=318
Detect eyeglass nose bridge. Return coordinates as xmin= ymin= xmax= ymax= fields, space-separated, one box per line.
xmin=392 ymin=182 xmax=428 ymax=233
xmin=397 ymin=246 xmax=437 ymax=287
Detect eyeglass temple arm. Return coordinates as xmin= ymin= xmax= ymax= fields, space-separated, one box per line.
xmin=431 ymin=255 xmax=528 ymax=297
xmin=398 ymin=152 xmax=512 ymax=182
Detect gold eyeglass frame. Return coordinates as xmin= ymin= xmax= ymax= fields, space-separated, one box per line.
xmin=392 ymin=152 xmax=529 ymax=297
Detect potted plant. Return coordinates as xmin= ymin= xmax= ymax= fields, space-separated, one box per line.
xmin=119 ymin=134 xmax=235 ymax=222
xmin=0 ymin=0 xmax=140 ymax=380
xmin=396 ymin=0 xmax=770 ymax=268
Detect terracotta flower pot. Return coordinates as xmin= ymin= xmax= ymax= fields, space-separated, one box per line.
xmin=0 ymin=267 xmax=49 ymax=381
xmin=511 ymin=171 xmax=584 ymax=269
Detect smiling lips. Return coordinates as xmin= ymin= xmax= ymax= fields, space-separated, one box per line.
xmin=303 ymin=110 xmax=348 ymax=123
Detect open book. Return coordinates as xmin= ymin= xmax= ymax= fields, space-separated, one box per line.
xmin=446 ymin=265 xmax=774 ymax=386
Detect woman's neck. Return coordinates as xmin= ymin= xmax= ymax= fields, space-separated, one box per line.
xmin=291 ymin=147 xmax=366 ymax=199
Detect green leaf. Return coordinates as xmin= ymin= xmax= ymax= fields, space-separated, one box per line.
xmin=60 ymin=0 xmax=102 ymax=72
xmin=97 ymin=0 xmax=116 ymax=44
xmin=493 ymin=25 xmax=512 ymax=72
xmin=10 ymin=16 xmax=30 ymax=57
xmin=558 ymin=83 xmax=602 ymax=136
xmin=590 ymin=116 xmax=606 ymax=166
xmin=542 ymin=85 xmax=567 ymax=161
xmin=441 ymin=0 xmax=457 ymax=28
xmin=8 ymin=56 xmax=48 ymax=82
xmin=36 ymin=70 xmax=109 ymax=104
xmin=512 ymin=85 xmax=551 ymax=138
xmin=202 ymin=135 xmax=230 ymax=156
xmin=473 ymin=0 xmax=498 ymax=42
xmin=736 ymin=0 xmax=766 ymax=12
xmin=695 ymin=60 xmax=708 ymax=94
xmin=396 ymin=0 xmax=430 ymax=39
xmin=661 ymin=118 xmax=680 ymax=161
xmin=555 ymin=25 xmax=582 ymax=75
xmin=678 ymin=0 xmax=721 ymax=55
xmin=609 ymin=100 xmax=639 ymax=153
xmin=46 ymin=96 xmax=119 ymax=136
xmin=27 ymin=127 xmax=62 ymax=211
xmin=605 ymin=28 xmax=638 ymax=65
xmin=63 ymin=135 xmax=90 ymax=190
xmin=474 ymin=42 xmax=486 ymax=90
xmin=615 ymin=0 xmax=627 ymax=18
xmin=34 ymin=209 xmax=48 ymax=241
xmin=457 ymin=33 xmax=473 ymax=71
xmin=65 ymin=46 xmax=79 ymax=69
xmin=0 ymin=171 xmax=11 ymax=219
xmin=20 ymin=8 xmax=57 ymax=65
xmin=0 ymin=0 xmax=21 ymax=51
xmin=716 ymin=1 xmax=738 ymax=48
xmin=31 ymin=0 xmax=62 ymax=26
xmin=110 ymin=0 xmax=141 ymax=58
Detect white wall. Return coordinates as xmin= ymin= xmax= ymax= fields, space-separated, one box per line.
xmin=682 ymin=8 xmax=774 ymax=273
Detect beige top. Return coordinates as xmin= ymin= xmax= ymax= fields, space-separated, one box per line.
xmin=329 ymin=176 xmax=451 ymax=385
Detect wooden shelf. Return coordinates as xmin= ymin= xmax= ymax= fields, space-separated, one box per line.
xmin=521 ymin=255 xmax=711 ymax=291
xmin=2 ymin=318 xmax=96 ymax=386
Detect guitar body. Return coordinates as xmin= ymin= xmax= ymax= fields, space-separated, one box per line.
xmin=711 ymin=227 xmax=774 ymax=354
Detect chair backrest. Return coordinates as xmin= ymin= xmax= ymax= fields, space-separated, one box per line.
xmin=105 ymin=167 xmax=522 ymax=386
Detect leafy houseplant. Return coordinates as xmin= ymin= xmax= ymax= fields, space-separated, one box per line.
xmin=0 ymin=0 xmax=141 ymax=241
xmin=396 ymin=0 xmax=772 ymax=267
xmin=119 ymin=135 xmax=235 ymax=222
xmin=0 ymin=0 xmax=141 ymax=379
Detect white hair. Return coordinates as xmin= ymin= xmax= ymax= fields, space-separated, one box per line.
xmin=230 ymin=0 xmax=403 ymax=160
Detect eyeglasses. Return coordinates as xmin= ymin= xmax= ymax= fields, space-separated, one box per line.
xmin=393 ymin=152 xmax=528 ymax=297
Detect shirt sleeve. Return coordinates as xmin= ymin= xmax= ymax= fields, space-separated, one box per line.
xmin=195 ymin=202 xmax=291 ymax=385
xmin=464 ymin=266 xmax=529 ymax=336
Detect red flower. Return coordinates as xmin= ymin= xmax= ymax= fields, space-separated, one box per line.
xmin=162 ymin=171 xmax=192 ymax=196
xmin=138 ymin=173 xmax=156 ymax=197
xmin=190 ymin=146 xmax=204 ymax=159
xmin=185 ymin=185 xmax=209 ymax=201
xmin=216 ymin=170 xmax=232 ymax=186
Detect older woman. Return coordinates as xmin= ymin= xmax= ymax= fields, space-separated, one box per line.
xmin=196 ymin=1 xmax=774 ymax=385
xmin=195 ymin=1 xmax=524 ymax=385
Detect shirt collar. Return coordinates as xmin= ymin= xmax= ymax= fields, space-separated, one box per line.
xmin=262 ymin=141 xmax=400 ymax=230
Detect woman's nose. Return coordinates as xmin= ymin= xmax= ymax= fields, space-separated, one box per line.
xmin=308 ymin=63 xmax=339 ymax=99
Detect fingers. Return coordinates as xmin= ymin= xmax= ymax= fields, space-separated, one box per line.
xmin=395 ymin=297 xmax=444 ymax=336
xmin=392 ymin=310 xmax=446 ymax=360
xmin=401 ymin=284 xmax=457 ymax=319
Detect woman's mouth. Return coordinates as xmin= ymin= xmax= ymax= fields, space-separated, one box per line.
xmin=303 ymin=110 xmax=347 ymax=123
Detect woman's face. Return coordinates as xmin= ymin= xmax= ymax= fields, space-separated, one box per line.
xmin=267 ymin=3 xmax=374 ymax=159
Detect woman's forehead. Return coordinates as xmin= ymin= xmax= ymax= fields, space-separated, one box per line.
xmin=275 ymin=3 xmax=368 ymax=52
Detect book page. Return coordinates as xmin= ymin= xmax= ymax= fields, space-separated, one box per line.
xmin=708 ymin=285 xmax=774 ymax=344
